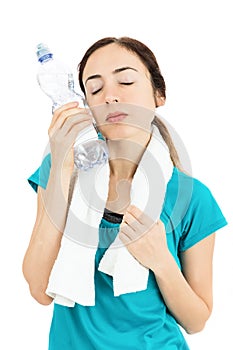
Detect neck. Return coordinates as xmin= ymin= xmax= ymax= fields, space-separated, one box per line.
xmin=107 ymin=132 xmax=151 ymax=179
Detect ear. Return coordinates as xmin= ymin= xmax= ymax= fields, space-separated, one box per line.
xmin=155 ymin=92 xmax=165 ymax=107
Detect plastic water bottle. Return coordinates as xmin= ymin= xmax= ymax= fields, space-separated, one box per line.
xmin=36 ymin=43 xmax=108 ymax=170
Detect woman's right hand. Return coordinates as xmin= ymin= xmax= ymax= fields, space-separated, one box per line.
xmin=48 ymin=101 xmax=93 ymax=172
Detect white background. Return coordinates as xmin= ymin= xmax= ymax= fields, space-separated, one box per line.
xmin=1 ymin=0 xmax=232 ymax=349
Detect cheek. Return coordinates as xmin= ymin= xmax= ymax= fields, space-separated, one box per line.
xmin=129 ymin=85 xmax=156 ymax=110
xmin=127 ymin=107 xmax=155 ymax=130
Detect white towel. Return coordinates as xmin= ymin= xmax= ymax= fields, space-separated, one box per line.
xmin=46 ymin=124 xmax=173 ymax=306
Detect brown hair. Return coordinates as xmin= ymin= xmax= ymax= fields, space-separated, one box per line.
xmin=78 ymin=36 xmax=182 ymax=170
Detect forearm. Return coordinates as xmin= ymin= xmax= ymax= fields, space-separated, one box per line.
xmin=153 ymin=252 xmax=211 ymax=334
xmin=23 ymin=166 xmax=73 ymax=304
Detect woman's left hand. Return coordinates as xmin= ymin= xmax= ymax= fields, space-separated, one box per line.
xmin=119 ymin=205 xmax=170 ymax=272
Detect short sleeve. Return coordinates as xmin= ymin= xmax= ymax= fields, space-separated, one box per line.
xmin=27 ymin=153 xmax=51 ymax=192
xmin=179 ymin=178 xmax=227 ymax=251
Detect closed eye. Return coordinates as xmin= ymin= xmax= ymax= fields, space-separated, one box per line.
xmin=92 ymin=88 xmax=102 ymax=95
xmin=92 ymin=82 xmax=133 ymax=95
xmin=120 ymin=82 xmax=134 ymax=85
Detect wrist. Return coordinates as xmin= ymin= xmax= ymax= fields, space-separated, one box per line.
xmin=47 ymin=163 xmax=73 ymax=202
xmin=41 ymin=167 xmax=71 ymax=232
xmin=50 ymin=160 xmax=73 ymax=182
xmin=151 ymin=250 xmax=176 ymax=277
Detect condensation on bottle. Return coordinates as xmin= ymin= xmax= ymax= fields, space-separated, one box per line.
xmin=36 ymin=43 xmax=108 ymax=171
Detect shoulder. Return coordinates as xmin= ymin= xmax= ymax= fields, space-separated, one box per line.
xmin=167 ymin=167 xmax=215 ymax=205
xmin=167 ymin=167 xmax=226 ymax=221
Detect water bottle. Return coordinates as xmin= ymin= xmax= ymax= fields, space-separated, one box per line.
xmin=36 ymin=43 xmax=108 ymax=171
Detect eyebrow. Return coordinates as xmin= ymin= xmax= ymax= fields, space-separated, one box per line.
xmin=84 ymin=66 xmax=138 ymax=85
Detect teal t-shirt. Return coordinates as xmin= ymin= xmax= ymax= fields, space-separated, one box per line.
xmin=28 ymin=154 xmax=227 ymax=350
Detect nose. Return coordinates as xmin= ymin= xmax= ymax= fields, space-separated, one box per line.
xmin=105 ymin=96 xmax=119 ymax=104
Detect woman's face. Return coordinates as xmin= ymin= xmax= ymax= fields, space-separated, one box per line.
xmin=82 ymin=43 xmax=158 ymax=140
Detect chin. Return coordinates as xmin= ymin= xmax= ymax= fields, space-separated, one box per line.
xmin=99 ymin=124 xmax=140 ymax=140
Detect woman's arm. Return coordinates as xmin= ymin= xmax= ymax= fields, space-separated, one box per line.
xmin=154 ymin=233 xmax=215 ymax=334
xmin=22 ymin=102 xmax=92 ymax=305
xmin=22 ymin=166 xmax=72 ymax=305
xmin=120 ymin=205 xmax=215 ymax=334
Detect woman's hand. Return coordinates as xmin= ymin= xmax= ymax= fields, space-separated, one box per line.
xmin=48 ymin=101 xmax=92 ymax=172
xmin=119 ymin=205 xmax=170 ymax=272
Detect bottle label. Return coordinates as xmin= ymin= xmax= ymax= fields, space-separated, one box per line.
xmin=39 ymin=53 xmax=53 ymax=63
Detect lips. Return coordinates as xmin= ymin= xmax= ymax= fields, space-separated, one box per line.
xmin=106 ymin=111 xmax=128 ymax=123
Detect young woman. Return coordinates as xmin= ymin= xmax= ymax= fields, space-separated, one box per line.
xmin=23 ymin=37 xmax=227 ymax=349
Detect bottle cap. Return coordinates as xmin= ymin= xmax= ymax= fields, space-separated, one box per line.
xmin=36 ymin=43 xmax=53 ymax=63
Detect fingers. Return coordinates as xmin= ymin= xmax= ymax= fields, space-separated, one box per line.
xmin=122 ymin=211 xmax=142 ymax=233
xmin=119 ymin=221 xmax=141 ymax=244
xmin=48 ymin=102 xmax=91 ymax=137
xmin=119 ymin=205 xmax=156 ymax=243
xmin=51 ymin=102 xmax=79 ymax=128
xmin=119 ymin=223 xmax=132 ymax=244
xmin=125 ymin=205 xmax=154 ymax=228
xmin=47 ymin=102 xmax=94 ymax=170
xmin=66 ymin=119 xmax=92 ymax=138
xmin=59 ymin=113 xmax=92 ymax=137
xmin=50 ymin=115 xmax=92 ymax=153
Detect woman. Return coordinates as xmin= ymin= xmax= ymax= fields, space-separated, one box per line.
xmin=23 ymin=37 xmax=227 ymax=349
